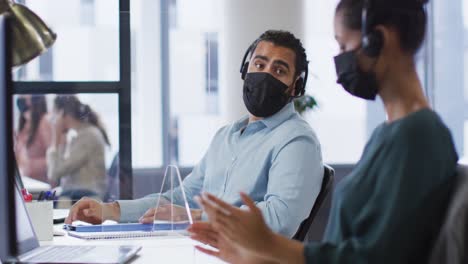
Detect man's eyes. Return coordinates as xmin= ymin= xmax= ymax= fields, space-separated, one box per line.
xmin=253 ymin=62 xmax=287 ymax=76
xmin=275 ymin=68 xmax=285 ymax=75
xmin=254 ymin=63 xmax=264 ymax=69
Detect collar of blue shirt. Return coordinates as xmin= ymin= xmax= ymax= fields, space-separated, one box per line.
xmin=234 ymin=102 xmax=296 ymax=132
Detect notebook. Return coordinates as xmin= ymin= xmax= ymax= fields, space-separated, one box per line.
xmin=65 ymin=222 xmax=190 ymax=240
xmin=67 ymin=229 xmax=189 ymax=240
xmin=64 ymin=222 xmax=190 ymax=232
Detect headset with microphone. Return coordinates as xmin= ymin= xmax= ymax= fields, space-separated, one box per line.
xmin=361 ymin=0 xmax=384 ymax=57
xmin=239 ymin=40 xmax=309 ymax=98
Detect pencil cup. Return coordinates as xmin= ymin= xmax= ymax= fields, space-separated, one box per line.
xmin=25 ymin=201 xmax=53 ymax=241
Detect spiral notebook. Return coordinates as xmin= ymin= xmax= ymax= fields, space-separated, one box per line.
xmin=66 ymin=222 xmax=190 ymax=240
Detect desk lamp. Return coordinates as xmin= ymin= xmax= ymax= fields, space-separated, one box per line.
xmin=0 ymin=0 xmax=56 ymax=67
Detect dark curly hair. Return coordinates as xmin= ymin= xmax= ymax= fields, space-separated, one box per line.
xmin=251 ymin=30 xmax=308 ymax=78
xmin=336 ymin=0 xmax=429 ymax=54
xmin=54 ymin=95 xmax=110 ymax=146
xmin=18 ymin=95 xmax=48 ymax=147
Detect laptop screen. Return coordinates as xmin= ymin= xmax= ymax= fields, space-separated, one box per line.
xmin=14 ymin=183 xmax=40 ymax=255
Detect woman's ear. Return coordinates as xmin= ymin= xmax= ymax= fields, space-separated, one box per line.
xmin=374 ymin=25 xmax=403 ymax=56
xmin=372 ymin=25 xmax=402 ymax=78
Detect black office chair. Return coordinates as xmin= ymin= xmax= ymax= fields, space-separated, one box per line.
xmin=293 ymin=164 xmax=334 ymax=242
xmin=429 ymin=164 xmax=468 ymax=264
xmin=103 ymin=152 xmax=120 ymax=202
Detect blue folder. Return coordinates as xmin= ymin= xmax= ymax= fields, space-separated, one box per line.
xmin=63 ymin=222 xmax=190 ymax=232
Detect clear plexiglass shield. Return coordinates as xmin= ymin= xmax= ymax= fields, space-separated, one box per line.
xmin=65 ymin=165 xmax=192 ymax=239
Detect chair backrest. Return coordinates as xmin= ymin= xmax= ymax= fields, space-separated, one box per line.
xmin=428 ymin=164 xmax=468 ymax=264
xmin=293 ymin=164 xmax=334 ymax=241
xmin=103 ymin=152 xmax=120 ymax=202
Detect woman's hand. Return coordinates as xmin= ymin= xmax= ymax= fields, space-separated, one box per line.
xmin=189 ymin=222 xmax=278 ymax=264
xmin=196 ymin=193 xmax=307 ymax=264
xmin=138 ymin=204 xmax=202 ymax=223
xmin=52 ymin=111 xmax=66 ymax=148
xmin=195 ymin=192 xmax=276 ymax=260
xmin=188 ymin=222 xmax=220 ymax=248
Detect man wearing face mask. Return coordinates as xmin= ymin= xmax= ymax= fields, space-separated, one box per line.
xmin=66 ymin=30 xmax=323 ymax=238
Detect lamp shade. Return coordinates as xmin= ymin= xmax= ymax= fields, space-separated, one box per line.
xmin=2 ymin=1 xmax=56 ymax=66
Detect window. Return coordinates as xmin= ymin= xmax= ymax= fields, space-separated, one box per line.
xmin=167 ymin=0 xmax=225 ymax=166
xmin=13 ymin=93 xmax=119 ymax=189
xmin=13 ymin=0 xmax=119 ymax=82
xmin=13 ymin=0 xmax=132 ymax=199
xmin=432 ymin=0 xmax=467 ymax=161
xmin=130 ymin=0 xmax=163 ymax=168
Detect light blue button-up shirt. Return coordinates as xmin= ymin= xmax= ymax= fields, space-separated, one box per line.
xmin=118 ymin=102 xmax=323 ymax=237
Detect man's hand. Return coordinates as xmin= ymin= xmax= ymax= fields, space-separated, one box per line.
xmin=139 ymin=204 xmax=202 ymax=223
xmin=65 ymin=197 xmax=120 ymax=225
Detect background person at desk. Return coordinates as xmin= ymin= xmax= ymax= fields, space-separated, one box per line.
xmin=66 ymin=30 xmax=324 ymax=238
xmin=14 ymin=95 xmax=52 ymax=183
xmin=189 ymin=0 xmax=459 ymax=263
xmin=47 ymin=95 xmax=109 ymax=201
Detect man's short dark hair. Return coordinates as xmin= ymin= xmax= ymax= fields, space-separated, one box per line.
xmin=252 ymin=30 xmax=308 ymax=78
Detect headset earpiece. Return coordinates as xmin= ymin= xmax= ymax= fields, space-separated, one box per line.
xmin=294 ymin=63 xmax=308 ymax=97
xmin=294 ymin=78 xmax=304 ymax=97
xmin=362 ymin=30 xmax=383 ymax=57
xmin=241 ymin=62 xmax=249 ymax=80
xmin=240 ymin=43 xmax=255 ymax=80
xmin=361 ymin=0 xmax=383 ymax=58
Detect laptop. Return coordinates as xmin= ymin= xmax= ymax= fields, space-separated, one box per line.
xmin=13 ymin=183 xmax=141 ymax=264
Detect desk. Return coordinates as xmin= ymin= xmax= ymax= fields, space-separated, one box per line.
xmin=22 ymin=176 xmax=51 ymax=194
xmin=42 ymin=230 xmax=225 ymax=264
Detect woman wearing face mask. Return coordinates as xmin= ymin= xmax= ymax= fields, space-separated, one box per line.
xmin=47 ymin=95 xmax=109 ymax=201
xmin=189 ymin=0 xmax=458 ymax=263
xmin=15 ymin=95 xmax=52 ymax=183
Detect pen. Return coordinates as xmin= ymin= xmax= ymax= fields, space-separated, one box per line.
xmin=21 ymin=189 xmax=32 ymax=202
xmin=38 ymin=191 xmax=44 ymax=201
xmin=43 ymin=191 xmax=51 ymax=201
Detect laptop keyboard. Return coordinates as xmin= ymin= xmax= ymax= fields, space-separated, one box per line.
xmin=26 ymin=246 xmax=95 ymax=262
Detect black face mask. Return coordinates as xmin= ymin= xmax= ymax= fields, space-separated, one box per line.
xmin=334 ymin=50 xmax=379 ymax=100
xmin=243 ymin=72 xmax=291 ymax=118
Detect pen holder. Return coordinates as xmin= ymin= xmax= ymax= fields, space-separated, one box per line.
xmin=25 ymin=201 xmax=53 ymax=241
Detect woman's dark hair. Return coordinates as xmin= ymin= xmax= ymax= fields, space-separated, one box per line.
xmin=54 ymin=95 xmax=110 ymax=146
xmin=336 ymin=0 xmax=429 ymax=54
xmin=18 ymin=95 xmax=48 ymax=147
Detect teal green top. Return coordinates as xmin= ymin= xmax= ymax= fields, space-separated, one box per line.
xmin=305 ymin=109 xmax=458 ymax=263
